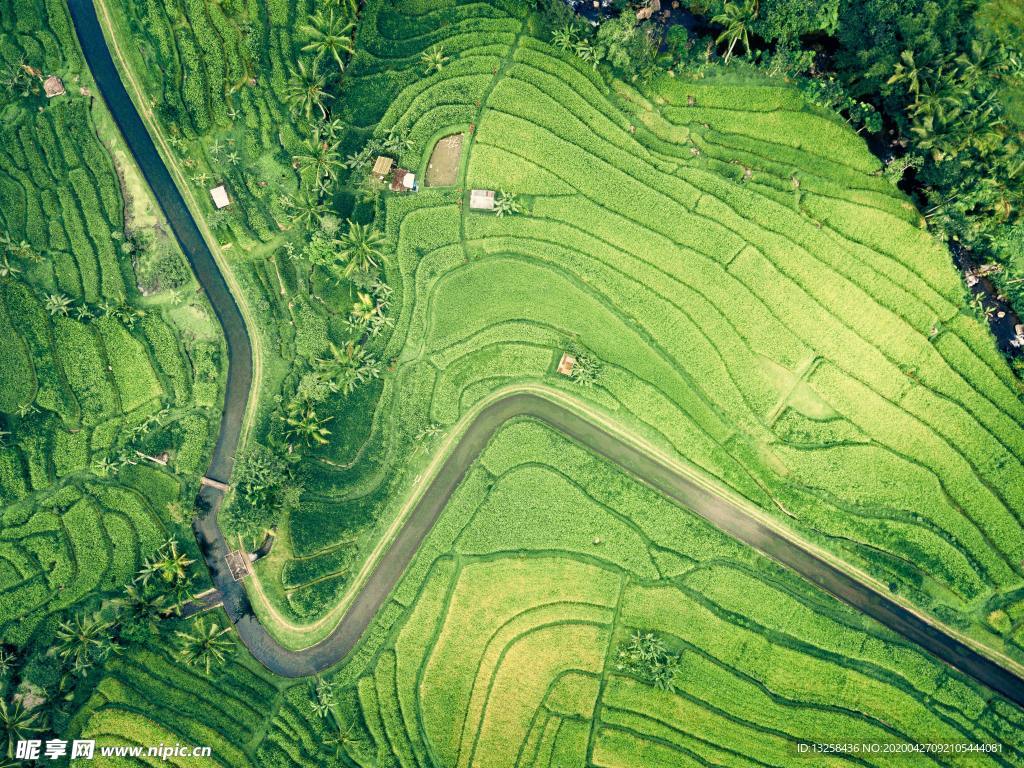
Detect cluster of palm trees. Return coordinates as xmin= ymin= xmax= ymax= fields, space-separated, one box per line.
xmin=885 ymin=38 xmax=1022 ymax=249
xmin=282 ymin=2 xmax=360 ymax=200
xmin=712 ymin=0 xmax=758 ymax=64
xmin=42 ymin=292 xmax=146 ymax=327
xmin=614 ymin=630 xmax=681 ymax=692
xmin=0 ymin=537 xmax=204 ymax=753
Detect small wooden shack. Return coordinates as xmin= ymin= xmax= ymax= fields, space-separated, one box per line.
xmin=389 ymin=167 xmax=417 ymax=192
xmin=556 ymin=352 xmax=576 ymax=377
xmin=469 ymin=189 xmax=495 ymax=210
xmin=372 ymin=155 xmax=394 ymax=179
xmin=209 ymin=185 xmax=230 ymax=209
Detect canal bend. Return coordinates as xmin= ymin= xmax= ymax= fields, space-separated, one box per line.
xmin=68 ymin=0 xmax=1024 ymax=709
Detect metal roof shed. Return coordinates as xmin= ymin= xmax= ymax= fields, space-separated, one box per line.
xmin=470 ymin=189 xmax=495 ymax=210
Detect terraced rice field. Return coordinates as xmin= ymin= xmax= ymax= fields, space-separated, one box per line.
xmin=269 ymin=0 xmax=1024 ymax=662
xmin=69 ymin=638 xmax=343 ymax=768
xmin=101 ymin=0 xmax=313 ymax=240
xmin=334 ymin=419 xmax=1024 ymax=767
xmin=0 ymin=0 xmax=222 ymax=640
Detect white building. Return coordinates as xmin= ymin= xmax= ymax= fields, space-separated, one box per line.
xmin=209 ymin=185 xmax=230 ymax=209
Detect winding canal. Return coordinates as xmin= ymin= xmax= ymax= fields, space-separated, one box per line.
xmin=67 ymin=0 xmax=1024 ymax=709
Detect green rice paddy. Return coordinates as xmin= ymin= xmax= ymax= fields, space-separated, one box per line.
xmin=267 ymin=0 xmax=1024 ymax=665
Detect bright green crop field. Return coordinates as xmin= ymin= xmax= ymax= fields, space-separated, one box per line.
xmin=5 ymin=0 xmax=1024 ymax=764
xmin=330 ymin=418 xmax=1024 ymax=767
xmin=0 ymin=0 xmax=223 ymax=644
xmin=261 ymin=0 xmax=1024 ymax=661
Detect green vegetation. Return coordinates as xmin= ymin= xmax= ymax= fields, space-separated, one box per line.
xmin=330 ymin=418 xmax=1024 ymax=765
xmin=240 ymin=0 xmax=1024 ymax=666
xmin=6 ymin=0 xmax=1024 ymax=763
xmin=0 ymin=0 xmax=230 ymax=751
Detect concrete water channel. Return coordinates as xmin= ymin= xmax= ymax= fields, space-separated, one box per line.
xmin=67 ymin=0 xmax=1024 ymax=710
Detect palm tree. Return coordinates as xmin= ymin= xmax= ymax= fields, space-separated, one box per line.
xmin=713 ymin=0 xmax=757 ymax=64
xmin=316 ymin=342 xmax=380 ymax=395
xmin=551 ymin=25 xmax=577 ymax=53
xmin=420 ymin=45 xmax=449 ymax=75
xmin=284 ymin=401 xmax=332 ymax=447
xmin=54 ymin=612 xmax=110 ymax=674
xmin=887 ymin=50 xmax=925 ymax=101
xmin=138 ymin=539 xmax=194 ymax=587
xmin=301 ymin=8 xmax=355 ymax=72
xmin=174 ymin=619 xmax=234 ymax=675
xmin=0 ymin=649 xmax=14 ymax=678
xmin=1 ymin=698 xmax=43 ymax=759
xmin=0 ymin=255 xmax=20 ymax=279
xmin=284 ymin=59 xmax=332 ymax=122
xmin=284 ymin=191 xmax=328 ymax=230
xmin=119 ymin=583 xmax=172 ymax=627
xmin=293 ymin=134 xmax=343 ymax=194
xmin=44 ymin=293 xmax=72 ymax=317
xmin=349 ymin=292 xmax=378 ymax=327
xmin=337 ymin=220 xmax=385 ymax=277
xmin=311 ymin=677 xmax=336 ymax=719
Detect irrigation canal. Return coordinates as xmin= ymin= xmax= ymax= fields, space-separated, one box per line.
xmin=68 ymin=0 xmax=1024 ymax=709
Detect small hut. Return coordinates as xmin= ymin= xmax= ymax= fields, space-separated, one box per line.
xmin=209 ymin=185 xmax=230 ymax=209
xmin=372 ymin=155 xmax=394 ymax=179
xmin=469 ymin=189 xmax=495 ymax=210
xmin=556 ymin=352 xmax=577 ymax=377
xmin=43 ymin=75 xmax=65 ymax=98
xmin=389 ymin=167 xmax=417 ymax=192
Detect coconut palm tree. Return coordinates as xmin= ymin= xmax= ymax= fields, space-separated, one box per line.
xmin=337 ymin=220 xmax=385 ymax=277
xmin=301 ymin=8 xmax=355 ymax=72
xmin=420 ymin=45 xmax=449 ymax=75
xmin=54 ymin=612 xmax=110 ymax=674
xmin=284 ymin=191 xmax=328 ymax=230
xmin=284 ymin=401 xmax=332 ymax=447
xmin=284 ymin=59 xmax=332 ymax=122
xmin=119 ymin=583 xmax=173 ymax=627
xmin=138 ymin=539 xmax=194 ymax=588
xmin=713 ymin=0 xmax=757 ymax=64
xmin=1 ymin=697 xmax=43 ymax=759
xmin=44 ymin=293 xmax=72 ymax=317
xmin=315 ymin=342 xmax=380 ymax=395
xmin=293 ymin=135 xmax=343 ymax=195
xmin=174 ymin=619 xmax=234 ymax=675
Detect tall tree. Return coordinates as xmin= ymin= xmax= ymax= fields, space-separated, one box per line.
xmin=713 ymin=0 xmax=758 ymax=64
xmin=174 ymin=619 xmax=234 ymax=675
xmin=284 ymin=59 xmax=332 ymax=122
xmin=301 ymin=8 xmax=355 ymax=72
xmin=337 ymin=220 xmax=385 ymax=277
